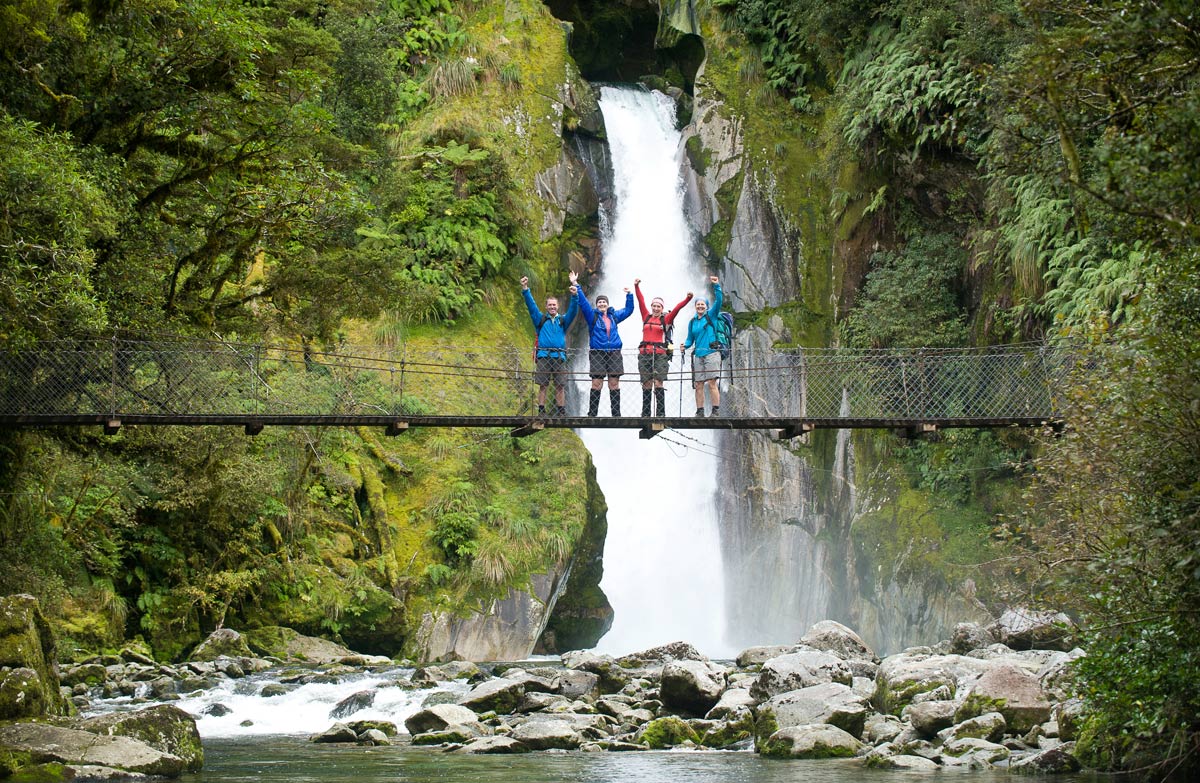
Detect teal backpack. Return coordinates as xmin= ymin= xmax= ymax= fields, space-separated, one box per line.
xmin=710 ymin=311 xmax=734 ymax=360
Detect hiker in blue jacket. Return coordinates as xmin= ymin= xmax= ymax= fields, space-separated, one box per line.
xmin=522 ymin=275 xmax=579 ymax=416
xmin=574 ymin=272 xmax=635 ymax=416
xmin=681 ymin=275 xmax=724 ymax=416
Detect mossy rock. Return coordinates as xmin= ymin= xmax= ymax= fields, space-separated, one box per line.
xmin=0 ymin=595 xmax=68 ymax=718
xmin=639 ymin=716 xmax=700 ymax=749
xmin=78 ymin=704 xmax=204 ymax=772
xmin=701 ymin=711 xmax=755 ymax=749
xmin=7 ymin=761 xmax=69 ymax=783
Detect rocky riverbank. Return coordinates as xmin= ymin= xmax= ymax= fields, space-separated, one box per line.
xmin=4 ymin=594 xmax=1087 ymax=778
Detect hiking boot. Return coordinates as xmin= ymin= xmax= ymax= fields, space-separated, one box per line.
xmin=587 ymin=389 xmax=601 ymax=417
xmin=711 ymin=405 xmax=720 ymax=417
xmin=695 ymin=408 xmax=706 ymax=417
xmin=654 ymin=388 xmax=666 ymax=417
xmin=537 ymin=405 xmax=546 ymax=417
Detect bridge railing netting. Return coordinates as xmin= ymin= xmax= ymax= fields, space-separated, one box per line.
xmin=0 ymin=337 xmax=1068 ymax=421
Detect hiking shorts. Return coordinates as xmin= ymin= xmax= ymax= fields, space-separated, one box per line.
xmin=589 ymin=349 xmax=624 ymax=378
xmin=638 ymin=352 xmax=670 ymax=382
xmin=691 ymin=352 xmax=722 ymax=384
xmin=534 ymin=354 xmax=567 ymax=386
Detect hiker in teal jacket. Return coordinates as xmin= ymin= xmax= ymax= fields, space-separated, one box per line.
xmin=573 ymin=270 xmax=635 ymax=416
xmin=682 ymin=275 xmax=724 ymax=416
xmin=522 ymin=275 xmax=578 ymax=416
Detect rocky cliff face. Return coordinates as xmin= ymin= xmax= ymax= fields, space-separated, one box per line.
xmin=672 ymin=7 xmax=993 ymax=654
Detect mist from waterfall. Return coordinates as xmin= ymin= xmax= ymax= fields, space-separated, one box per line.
xmin=582 ymin=86 xmax=734 ymax=659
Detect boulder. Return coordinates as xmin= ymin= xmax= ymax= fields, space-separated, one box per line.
xmin=799 ymin=621 xmax=877 ymax=662
xmin=866 ymin=752 xmax=941 ymax=771
xmin=510 ymin=719 xmax=582 ymax=750
xmin=936 ymin=711 xmax=1006 ymax=745
xmin=659 ymin=659 xmax=727 ymax=716
xmin=759 ymin=723 xmax=863 ymax=759
xmin=0 ymin=594 xmax=68 ymax=718
xmin=358 ymin=728 xmax=391 ymax=745
xmin=188 ymin=629 xmax=253 ymax=662
xmin=617 ymin=641 xmax=706 ymax=668
xmin=1010 ymin=743 xmax=1082 ymax=774
xmin=1055 ymin=698 xmax=1085 ymax=742
xmin=873 ymin=652 xmax=995 ymax=714
xmin=77 ymin=704 xmax=203 ymax=772
xmin=404 ymin=703 xmax=481 ymax=735
xmin=1039 ymin=649 xmax=1085 ymax=699
xmin=956 ymin=664 xmax=1051 ymax=734
xmin=312 ymin=722 xmax=359 ymax=743
xmin=988 ymin=608 xmax=1074 ymax=651
xmin=902 ymin=700 xmax=959 ymax=737
xmin=496 ymin=668 xmax=556 ymax=695
xmin=943 ymin=736 xmax=1010 ymax=763
xmin=456 ymin=736 xmax=530 ymax=754
xmin=329 ymin=690 xmax=375 ymax=719
xmin=458 ymin=678 xmax=525 ymax=714
xmin=0 ymin=723 xmax=185 ymax=776
xmin=950 ymin=622 xmax=996 ymax=654
xmin=735 ymin=645 xmax=794 ymax=668
xmin=706 ymin=687 xmax=755 ymax=720
xmin=638 ymin=716 xmax=700 ymax=749
xmin=554 ymin=669 xmax=600 ymax=700
xmin=242 ymin=626 xmax=356 ymax=663
xmin=411 ymin=725 xmax=483 ymax=745
xmin=750 ymin=651 xmax=852 ymax=701
xmin=863 ymin=713 xmax=905 ymax=744
xmin=759 ymin=682 xmax=869 ymax=738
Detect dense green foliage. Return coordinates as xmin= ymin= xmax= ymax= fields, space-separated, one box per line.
xmin=0 ymin=0 xmax=588 ymax=660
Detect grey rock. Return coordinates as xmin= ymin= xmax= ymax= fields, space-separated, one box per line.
xmin=944 ymin=736 xmax=1010 ymax=762
xmin=902 ymin=700 xmax=958 ymax=737
xmin=0 ymin=723 xmax=185 ymax=776
xmin=459 ymin=677 xmax=525 ymax=714
xmin=359 ymin=728 xmax=390 ymax=745
xmin=330 ymin=689 xmax=375 ymax=719
xmin=511 ymin=719 xmax=582 ymax=750
xmin=312 ymin=722 xmax=359 ymax=743
xmin=936 ymin=711 xmax=1006 ymax=744
xmin=869 ymin=754 xmax=941 ymax=771
xmin=705 ymin=687 xmax=754 ymax=720
xmin=950 ymin=622 xmax=997 ymax=654
xmin=189 ymin=629 xmax=253 ymax=662
xmin=988 ymin=608 xmax=1074 ymax=651
xmin=554 ymin=669 xmax=600 ymax=700
xmin=77 ymin=704 xmax=203 ymax=772
xmin=799 ymin=620 xmax=877 ymax=662
xmin=1010 ymin=743 xmax=1081 ymax=774
xmin=957 ymin=663 xmax=1051 ymax=734
xmin=750 ymin=651 xmax=852 ymax=701
xmin=456 ymin=735 xmax=530 ymax=754
xmin=659 ymin=659 xmax=727 ymax=716
xmin=760 ymin=723 xmax=863 ymax=759
xmin=761 ymin=682 xmax=869 ymax=738
xmin=735 ymin=645 xmax=794 ymax=668
xmin=404 ymin=703 xmax=481 ymax=735
xmin=863 ymin=713 xmax=905 ymax=745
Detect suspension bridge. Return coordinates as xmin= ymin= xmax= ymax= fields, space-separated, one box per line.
xmin=0 ymin=336 xmax=1071 ymax=439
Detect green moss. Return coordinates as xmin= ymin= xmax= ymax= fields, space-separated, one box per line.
xmin=753 ymin=711 xmax=780 ymax=752
xmin=701 ymin=712 xmax=755 ymax=748
xmin=7 ymin=762 xmax=69 ymax=783
xmin=685 ymin=135 xmax=710 ymax=176
xmin=956 ymin=693 xmax=1007 ymax=724
xmin=641 ymin=716 xmax=700 ymax=748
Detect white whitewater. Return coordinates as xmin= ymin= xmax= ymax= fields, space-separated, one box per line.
xmin=584 ymin=86 xmax=733 ymax=659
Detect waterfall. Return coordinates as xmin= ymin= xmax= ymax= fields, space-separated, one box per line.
xmin=583 ymin=86 xmax=734 ymax=659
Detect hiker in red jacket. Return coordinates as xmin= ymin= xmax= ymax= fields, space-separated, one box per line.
xmin=634 ymin=279 xmax=692 ymax=417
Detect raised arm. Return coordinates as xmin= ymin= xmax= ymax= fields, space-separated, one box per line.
xmin=710 ymin=276 xmax=723 ymax=315
xmin=634 ymin=280 xmax=648 ymax=320
xmin=522 ymin=285 xmax=542 ymax=326
xmin=666 ymin=291 xmax=693 ymax=324
xmin=575 ymin=284 xmax=595 ymax=325
xmin=613 ymin=289 xmax=635 ymax=323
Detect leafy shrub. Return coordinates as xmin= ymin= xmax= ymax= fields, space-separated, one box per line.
xmin=841 ymin=233 xmax=968 ymax=349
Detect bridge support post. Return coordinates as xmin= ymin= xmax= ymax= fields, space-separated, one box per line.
xmin=899 ymin=423 xmax=938 ymax=439
xmin=103 ymin=419 xmax=121 ymax=435
xmin=776 ymin=423 xmax=814 ymax=440
xmin=244 ymin=422 xmax=264 ymax=436
xmin=639 ymin=423 xmax=665 ymax=440
xmin=385 ymin=420 xmax=409 ymax=437
xmin=509 ymin=421 xmax=545 ymax=438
